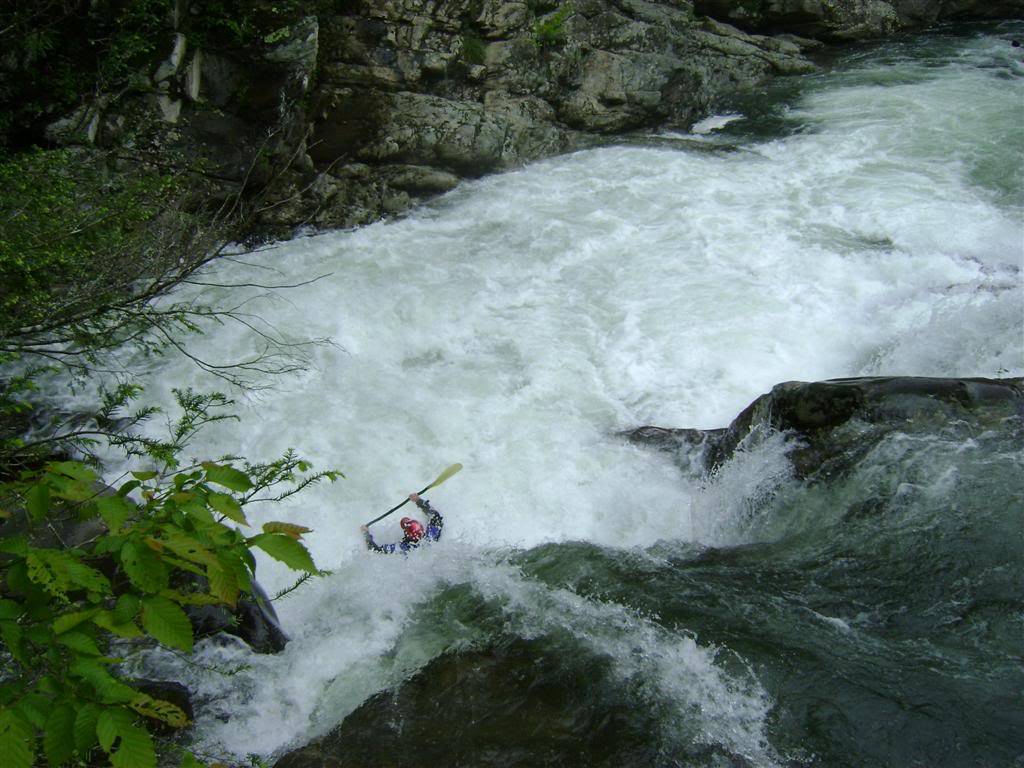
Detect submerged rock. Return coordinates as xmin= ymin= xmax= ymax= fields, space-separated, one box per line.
xmin=272 ymin=640 xmax=752 ymax=768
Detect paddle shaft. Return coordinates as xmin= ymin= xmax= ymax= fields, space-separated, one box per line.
xmin=364 ymin=482 xmax=433 ymax=527
xmin=364 ymin=463 xmax=462 ymax=527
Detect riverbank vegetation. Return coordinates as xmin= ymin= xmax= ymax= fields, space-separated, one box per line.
xmin=0 ymin=150 xmax=335 ymax=766
xmin=0 ymin=6 xmax=338 ymax=762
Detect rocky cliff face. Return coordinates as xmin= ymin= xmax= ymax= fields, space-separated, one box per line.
xmin=42 ymin=0 xmax=1023 ymax=233
xmin=260 ymin=0 xmax=819 ymax=230
xmin=695 ymin=0 xmax=1024 ymax=41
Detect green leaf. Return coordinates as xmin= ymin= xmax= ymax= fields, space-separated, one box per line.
xmin=53 ymin=609 xmax=98 ymax=634
xmin=1 ymin=621 xmax=25 ymax=663
xmin=43 ymin=703 xmax=76 ymax=766
xmin=57 ymin=629 xmax=102 ymax=656
xmin=91 ymin=611 xmax=143 ymax=639
xmin=0 ymin=599 xmax=23 ymax=620
xmin=97 ymin=496 xmax=135 ymax=533
xmin=202 ymin=462 xmax=253 ymax=492
xmin=73 ymin=703 xmax=100 ymax=756
xmin=50 ymin=462 xmax=97 ymax=484
xmin=159 ymin=589 xmax=224 ymax=606
xmin=249 ymin=533 xmax=318 ymax=573
xmin=0 ymin=536 xmax=28 ymax=555
xmin=116 ymin=480 xmax=141 ymax=497
xmin=110 ymin=721 xmax=155 ymax=768
xmin=179 ymin=751 xmax=206 ymax=768
xmin=26 ymin=549 xmax=74 ymax=599
xmin=131 ymin=470 xmax=157 ymax=481
xmin=25 ymin=483 xmax=49 ymax=522
xmin=208 ymin=492 xmax=249 ymax=525
xmin=12 ymin=694 xmax=48 ymax=729
xmin=206 ymin=561 xmax=239 ymax=606
xmin=156 ymin=528 xmax=218 ymax=567
xmin=119 ymin=541 xmax=169 ymax=594
xmin=65 ymin=560 xmax=111 ymax=595
xmin=96 ymin=707 xmax=132 ymax=753
xmin=112 ymin=594 xmax=140 ymax=626
xmin=140 ymin=595 xmax=193 ymax=652
xmin=71 ymin=659 xmax=136 ymax=704
xmin=0 ymin=708 xmax=34 ymax=768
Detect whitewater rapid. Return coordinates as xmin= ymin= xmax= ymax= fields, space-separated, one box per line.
xmin=90 ymin=25 xmax=1023 ymax=764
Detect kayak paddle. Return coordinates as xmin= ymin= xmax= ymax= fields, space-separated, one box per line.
xmin=363 ymin=463 xmax=462 ymax=527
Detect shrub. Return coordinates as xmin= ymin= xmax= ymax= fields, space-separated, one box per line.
xmin=0 ymin=446 xmax=337 ymax=767
xmin=533 ymin=2 xmax=574 ymax=48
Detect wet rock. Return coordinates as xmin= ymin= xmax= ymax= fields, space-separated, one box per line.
xmin=693 ymin=0 xmax=1024 ymax=41
xmin=639 ymin=377 xmax=1024 ymax=480
xmin=622 ymin=425 xmax=727 ymax=476
xmin=39 ymin=2 xmax=1024 ymax=235
xmin=273 ymin=642 xmax=660 ymax=768
xmin=185 ymin=578 xmax=289 ymax=654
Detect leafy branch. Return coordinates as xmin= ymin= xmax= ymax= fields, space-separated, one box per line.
xmin=0 ymin=446 xmax=338 ymax=768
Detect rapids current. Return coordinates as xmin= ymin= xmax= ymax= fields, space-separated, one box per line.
xmin=68 ymin=22 xmax=1024 ymax=768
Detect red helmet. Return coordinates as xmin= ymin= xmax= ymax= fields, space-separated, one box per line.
xmin=400 ymin=517 xmax=425 ymax=542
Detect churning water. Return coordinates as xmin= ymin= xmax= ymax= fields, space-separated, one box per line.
xmin=91 ymin=22 xmax=1022 ymax=768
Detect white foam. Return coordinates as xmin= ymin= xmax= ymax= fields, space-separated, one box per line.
xmin=690 ymin=113 xmax=745 ymax=134
xmin=62 ymin=29 xmax=1024 ymax=763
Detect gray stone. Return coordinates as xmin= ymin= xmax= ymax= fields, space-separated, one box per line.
xmin=153 ymin=33 xmax=188 ymax=83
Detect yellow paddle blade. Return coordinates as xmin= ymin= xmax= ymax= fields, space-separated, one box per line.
xmin=426 ymin=463 xmax=462 ymax=491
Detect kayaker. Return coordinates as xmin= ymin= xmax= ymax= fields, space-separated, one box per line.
xmin=361 ymin=493 xmax=443 ymax=554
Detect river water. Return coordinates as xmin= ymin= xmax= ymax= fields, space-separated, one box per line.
xmin=96 ymin=22 xmax=1022 ymax=768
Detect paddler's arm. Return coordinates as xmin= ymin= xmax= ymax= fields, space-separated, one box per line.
xmin=410 ymin=493 xmax=443 ymax=540
xmin=361 ymin=525 xmax=397 ymax=554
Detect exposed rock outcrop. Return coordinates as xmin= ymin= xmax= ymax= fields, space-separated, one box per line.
xmin=694 ymin=0 xmax=1024 ymax=41
xmin=39 ymin=2 xmax=1024 ymax=233
xmin=43 ymin=1 xmax=821 ymax=233
xmin=626 ymin=377 xmax=1024 ymax=479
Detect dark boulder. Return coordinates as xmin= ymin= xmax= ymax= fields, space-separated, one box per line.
xmin=273 ymin=640 xmax=749 ymax=768
xmin=631 ymin=377 xmax=1024 ymax=481
xmin=693 ymin=0 xmax=1024 ymax=41
xmin=185 ymin=578 xmax=289 ymax=654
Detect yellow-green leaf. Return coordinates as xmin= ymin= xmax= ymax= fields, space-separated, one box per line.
xmin=206 ymin=561 xmax=239 ymax=606
xmin=208 ymin=492 xmax=249 ymax=525
xmin=119 ymin=541 xmax=169 ymax=594
xmin=155 ymin=529 xmax=218 ymax=567
xmin=97 ymin=496 xmax=135 ymax=533
xmin=130 ymin=694 xmax=190 ymax=729
xmin=50 ymin=462 xmax=97 ymax=484
xmin=202 ymin=463 xmax=253 ymax=492
xmin=262 ymin=521 xmax=312 ymax=540
xmin=249 ymin=533 xmax=318 ymax=573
